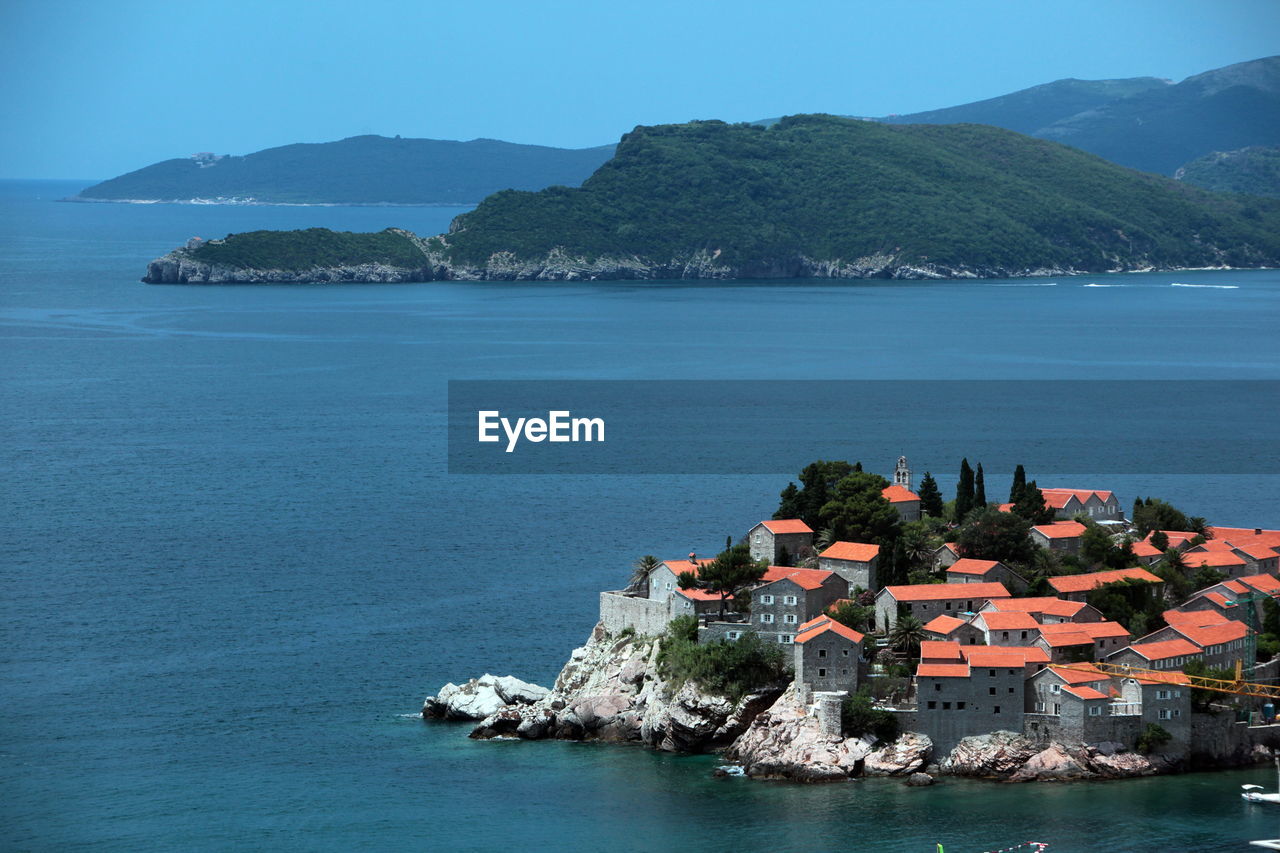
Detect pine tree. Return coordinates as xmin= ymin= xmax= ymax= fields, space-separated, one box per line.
xmin=1149 ymin=529 xmax=1169 ymax=551
xmin=1010 ymin=465 xmax=1027 ymax=504
xmin=917 ymin=471 xmax=944 ymax=518
xmin=955 ymin=458 xmax=975 ymax=522
xmin=975 ymin=463 xmax=987 ymax=508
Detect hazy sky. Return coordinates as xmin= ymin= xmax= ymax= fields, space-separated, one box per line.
xmin=2 ymin=0 xmax=1277 ymax=178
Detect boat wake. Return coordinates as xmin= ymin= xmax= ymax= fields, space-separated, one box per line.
xmin=1171 ymin=282 xmax=1239 ymax=289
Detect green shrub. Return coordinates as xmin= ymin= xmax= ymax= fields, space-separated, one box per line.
xmin=656 ymin=626 xmax=787 ymax=702
xmin=1135 ymin=723 xmax=1172 ymax=754
xmin=841 ymin=688 xmax=901 ymax=744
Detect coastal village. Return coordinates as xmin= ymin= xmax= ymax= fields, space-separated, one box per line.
xmin=598 ymin=458 xmax=1280 ymax=761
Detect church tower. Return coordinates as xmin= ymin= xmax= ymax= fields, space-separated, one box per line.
xmin=893 ymin=456 xmax=911 ymax=491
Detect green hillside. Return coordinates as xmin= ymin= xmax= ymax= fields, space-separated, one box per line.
xmin=1175 ymin=146 xmax=1280 ymax=198
xmin=77 ymin=135 xmax=616 ymax=205
xmin=442 ymin=115 xmax=1280 ymax=275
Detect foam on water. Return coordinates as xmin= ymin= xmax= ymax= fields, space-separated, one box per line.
xmin=1171 ymin=282 xmax=1239 ymax=289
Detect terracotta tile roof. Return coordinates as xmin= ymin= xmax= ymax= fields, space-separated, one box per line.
xmin=884 ymin=582 xmax=1010 ymax=602
xmin=1175 ymin=620 xmax=1249 ymax=647
xmin=947 ymin=558 xmax=1002 ymax=576
xmin=978 ymin=611 xmax=1041 ymax=631
xmin=1182 ymin=549 xmax=1247 ymax=568
xmin=920 ymin=640 xmax=964 ymax=661
xmin=1163 ymin=609 xmax=1229 ymax=630
xmin=1046 ymin=664 xmax=1109 ymax=684
xmin=1144 ymin=530 xmax=1200 ymax=547
xmin=923 ymin=614 xmax=969 ymax=635
xmin=795 ymin=615 xmax=864 ymax=645
xmin=881 ymin=484 xmax=920 ymax=503
xmin=1062 ymin=684 xmax=1108 ymax=700
xmin=996 ymin=503 xmax=1015 ymax=513
xmin=759 ymin=519 xmax=813 ymax=535
xmin=917 ymin=663 xmax=970 ymax=678
xmin=1040 ymin=631 xmax=1094 ymax=648
xmin=1243 ymin=574 xmax=1280 ymax=595
xmin=963 ymin=645 xmax=1049 ymax=665
xmin=1232 ymin=542 xmax=1280 ymax=561
xmin=1040 ymin=621 xmax=1130 ymax=640
xmin=676 ymin=587 xmax=731 ymax=602
xmin=826 ymin=598 xmax=854 ymax=612
xmin=1202 ymin=591 xmax=1234 ymax=608
xmin=1208 ymin=526 xmax=1280 ymax=541
xmin=1040 ymin=488 xmax=1115 ymax=508
xmin=1032 ymin=521 xmax=1087 ymax=539
xmin=1193 ymin=540 xmax=1235 ymax=552
xmin=760 ymin=566 xmax=835 ymax=591
xmin=1123 ymin=638 xmax=1202 ymax=661
xmin=819 ymin=541 xmax=880 ymax=562
xmin=1047 ymin=568 xmax=1162 ymax=594
xmin=1132 ymin=541 xmax=1163 ymax=558
xmin=660 ymin=558 xmax=714 ymax=577
xmin=1134 ymin=670 xmax=1192 ymax=686
xmin=988 ymin=597 xmax=1087 ymax=619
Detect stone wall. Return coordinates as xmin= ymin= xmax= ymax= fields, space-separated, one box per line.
xmin=599 ymin=590 xmax=673 ymax=637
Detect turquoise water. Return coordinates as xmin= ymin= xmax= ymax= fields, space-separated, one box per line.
xmin=3 ymin=180 xmax=1279 ymax=851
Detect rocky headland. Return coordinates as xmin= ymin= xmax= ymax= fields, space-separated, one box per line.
xmin=423 ymin=623 xmax=1272 ymax=784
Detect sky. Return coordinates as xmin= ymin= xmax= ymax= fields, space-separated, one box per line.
xmin=1 ymin=0 xmax=1277 ymax=179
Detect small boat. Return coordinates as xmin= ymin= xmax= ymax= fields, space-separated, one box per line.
xmin=1242 ymin=758 xmax=1280 ymax=803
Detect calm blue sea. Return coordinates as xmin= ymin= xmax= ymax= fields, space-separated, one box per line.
xmin=3 ymin=180 xmax=1278 ymax=852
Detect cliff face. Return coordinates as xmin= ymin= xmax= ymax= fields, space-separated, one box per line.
xmin=467 ymin=623 xmax=781 ymax=753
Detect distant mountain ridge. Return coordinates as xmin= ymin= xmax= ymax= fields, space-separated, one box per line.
xmin=143 ymin=116 xmax=1280 ymax=283
xmin=75 ymin=135 xmax=617 ymax=205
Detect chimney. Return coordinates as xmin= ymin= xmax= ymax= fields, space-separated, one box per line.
xmin=1257 ymin=529 xmax=1264 ymax=536
xmin=688 ymin=552 xmax=696 ymax=563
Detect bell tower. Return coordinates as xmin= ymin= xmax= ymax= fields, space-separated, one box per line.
xmin=894 ymin=456 xmax=911 ymax=491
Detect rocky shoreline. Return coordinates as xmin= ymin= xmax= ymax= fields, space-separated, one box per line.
xmin=142 ymin=228 xmax=1245 ymax=284
xmin=423 ymin=623 xmax=1272 ymax=784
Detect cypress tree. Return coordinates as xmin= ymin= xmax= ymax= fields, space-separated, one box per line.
xmin=955 ymin=458 xmax=975 ymax=521
xmin=1010 ymin=464 xmax=1027 ymax=504
xmin=975 ymin=463 xmax=987 ymax=508
xmin=917 ymin=471 xmax=944 ymax=518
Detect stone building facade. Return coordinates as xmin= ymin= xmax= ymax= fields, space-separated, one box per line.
xmin=747 ymin=519 xmax=814 ymax=564
xmin=794 ymin=615 xmax=865 ymax=695
xmin=817 ymin=541 xmax=880 ymax=595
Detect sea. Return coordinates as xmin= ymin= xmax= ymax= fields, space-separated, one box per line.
xmin=2 ymin=179 xmax=1278 ymax=852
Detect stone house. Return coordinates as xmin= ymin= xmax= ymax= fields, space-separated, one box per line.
xmin=1134 ymin=619 xmax=1251 ymax=671
xmin=1106 ymin=638 xmax=1203 ymax=671
xmin=979 ymin=597 xmax=1103 ymax=625
xmin=1034 ymin=621 xmax=1132 ymax=662
xmin=945 ymin=558 xmax=1027 ymax=592
xmin=644 ymin=558 xmax=713 ymax=604
xmin=1046 ymin=567 xmax=1163 ymax=603
xmin=817 ymin=541 xmax=880 ymax=595
xmin=794 ymin=615 xmax=865 ymax=695
xmin=933 ymin=542 xmax=962 ymax=569
xmin=1177 ymin=590 xmax=1241 ymax=621
xmin=1039 ymin=488 xmax=1122 ymax=521
xmin=881 ymin=484 xmax=921 ymax=522
xmin=1121 ymin=672 xmax=1193 ymax=754
xmin=915 ymin=652 xmax=1027 ymax=755
xmin=875 ymin=582 xmax=1011 ymax=632
xmin=971 ymin=610 xmax=1042 ymax=647
xmin=748 ymin=566 xmax=846 ymax=645
xmin=1030 ymin=521 xmax=1087 ymax=554
xmin=1180 ymin=546 xmax=1249 ymax=579
xmin=1024 ymin=665 xmax=1191 ymax=754
xmin=747 ymin=519 xmax=814 ymax=565
xmin=922 ymin=613 xmax=986 ymax=645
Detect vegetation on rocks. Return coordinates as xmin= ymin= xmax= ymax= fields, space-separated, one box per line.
xmin=656 ymin=618 xmax=788 ymax=702
xmin=840 ymin=689 xmax=901 ymax=744
xmin=187 ymin=227 xmax=428 ymax=270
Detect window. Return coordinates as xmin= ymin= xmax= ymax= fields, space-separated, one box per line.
xmin=945 ymin=602 xmax=952 ymax=610
xmin=1159 ymin=709 xmax=1171 ymax=720
xmin=957 ymin=701 xmax=966 ymax=710
xmin=783 ymin=614 xmax=797 ymax=625
xmin=841 ymin=669 xmax=848 ymax=676
xmin=1050 ymin=684 xmax=1060 ymax=693
xmin=1157 ymin=689 xmax=1170 ymax=700
xmin=934 ymin=683 xmax=942 ymax=691
xmin=1021 ymin=631 xmax=1028 ymax=640
xmin=761 ymin=595 xmax=774 ymax=605
xmin=989 ymin=669 xmax=996 ymax=677
xmin=842 ymin=649 xmax=849 ymax=657
xmin=993 ymin=705 xmax=1001 ymax=714
xmin=1002 ymin=631 xmax=1009 ymax=640
xmin=927 ymin=701 xmax=937 ymax=709
xmin=761 ymin=613 xmax=775 ymax=624
xmin=818 ymin=649 xmax=827 ymax=658
xmin=989 ymin=687 xmax=997 ymax=696
xmin=1089 ymin=706 xmax=1102 ymax=716
xmin=727 ymin=631 xmax=741 ymax=640
xmin=818 ymin=668 xmax=827 ymax=677
xmin=779 ymin=634 xmax=793 ymax=644
xmin=943 ymin=702 xmax=952 ymax=710
xmin=1009 ymin=687 xmax=1015 ymax=693
xmin=784 ymin=595 xmax=797 ymax=606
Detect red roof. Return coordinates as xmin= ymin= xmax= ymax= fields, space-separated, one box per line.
xmin=1048 ymin=568 xmax=1162 ymax=594
xmin=996 ymin=503 xmax=1015 ymax=513
xmin=1124 ymin=638 xmax=1201 ymax=661
xmin=1040 ymin=630 xmax=1094 ymax=648
xmin=760 ymin=565 xmax=835 ymax=591
xmin=917 ymin=663 xmax=970 ymax=678
xmin=1134 ymin=670 xmax=1192 ymax=686
xmin=1232 ymin=542 xmax=1280 ymax=561
xmin=1175 ymin=620 xmax=1249 ymax=647
xmin=759 ymin=519 xmax=813 ymax=535
xmin=1062 ymin=684 xmax=1108 ymax=700
xmin=1040 ymin=621 xmax=1129 ymax=640
xmin=795 ymin=615 xmax=864 ymax=645
xmin=1132 ymin=541 xmax=1163 ymax=558
xmin=978 ymin=611 xmax=1040 ymax=631
xmin=923 ymin=614 xmax=969 ymax=635
xmin=1208 ymin=526 xmax=1280 ymax=540
xmin=1046 ymin=664 xmax=1109 ymax=684
xmin=884 ymin=582 xmax=1010 ymax=603
xmin=1163 ymin=609 xmax=1229 ymax=630
xmin=661 ymin=558 xmax=713 ymax=575
xmin=947 ymin=558 xmax=1002 ymax=576
xmin=963 ymin=645 xmax=1049 ymax=665
xmin=1040 ymin=488 xmax=1115 ymax=508
xmin=920 ymin=640 xmax=964 ymax=661
xmin=676 ymin=587 xmax=731 ymax=602
xmin=988 ymin=597 xmax=1087 ymax=619
xmin=1182 ymin=550 xmax=1247 ymax=568
xmin=881 ymin=484 xmax=920 ymax=503
xmin=819 ymin=541 xmax=880 ymax=562
xmin=1032 ymin=521 xmax=1087 ymax=539
xmin=1238 ymin=574 xmax=1280 ymax=596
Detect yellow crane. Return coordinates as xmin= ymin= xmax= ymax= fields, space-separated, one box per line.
xmin=1053 ymin=660 xmax=1280 ymax=700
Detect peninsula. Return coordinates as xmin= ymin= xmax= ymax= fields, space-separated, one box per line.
xmin=143 ymin=115 xmax=1280 ymax=284
xmin=426 ymin=458 xmax=1280 ymax=784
